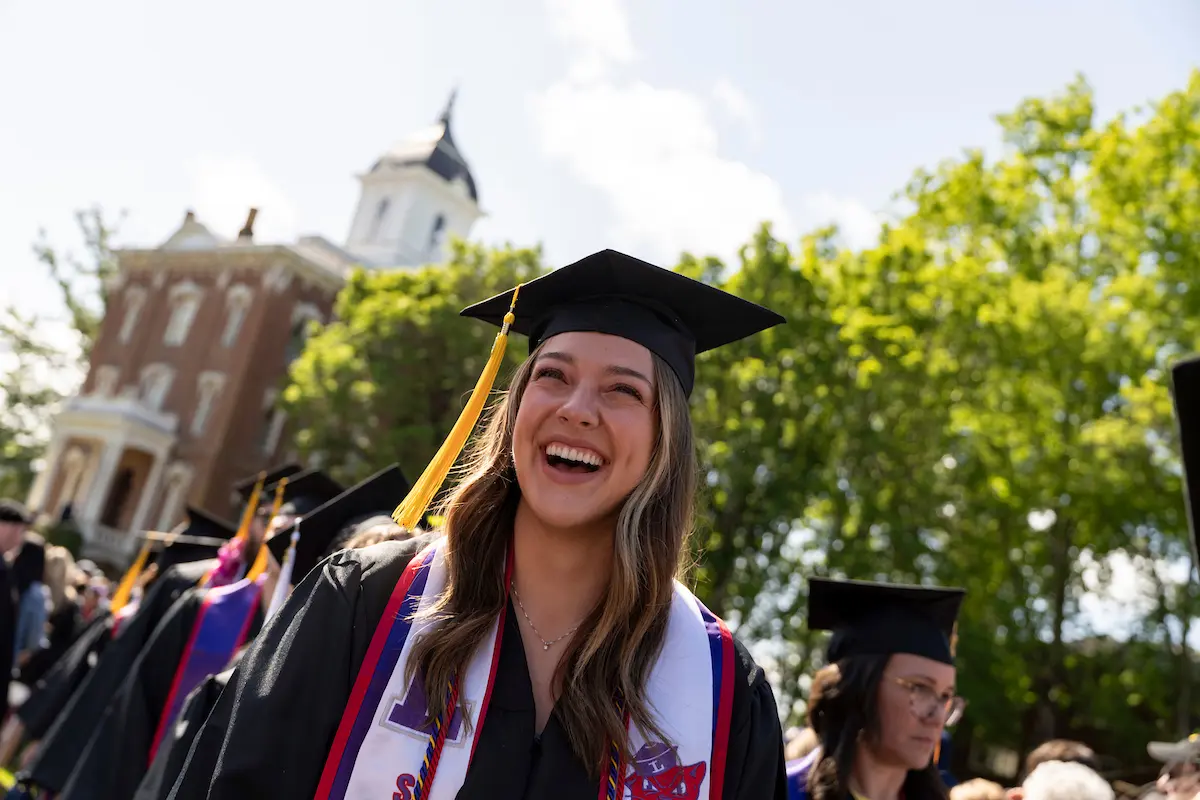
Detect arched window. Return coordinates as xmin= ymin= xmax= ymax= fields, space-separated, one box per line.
xmin=164 ymin=282 xmax=204 ymax=346
xmin=118 ymin=286 xmax=147 ymax=345
xmin=369 ymin=197 xmax=391 ymax=241
xmin=285 ymin=303 xmax=322 ymax=365
xmin=221 ymin=284 xmax=254 ymax=347
xmin=191 ymin=371 xmax=227 ymax=436
xmin=427 ymin=213 xmax=447 ymax=256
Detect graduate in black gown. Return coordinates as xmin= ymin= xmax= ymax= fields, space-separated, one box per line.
xmin=52 ymin=471 xmax=345 ymax=800
xmin=1171 ymin=356 xmax=1200 ymax=561
xmin=168 ymin=249 xmax=789 ymax=800
xmin=10 ymin=507 xmax=239 ymax=796
xmin=785 ymin=580 xmax=967 ymax=800
xmin=137 ymin=465 xmax=426 ymax=800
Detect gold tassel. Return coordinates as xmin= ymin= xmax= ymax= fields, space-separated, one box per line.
xmin=201 ymin=473 xmax=265 ymax=586
xmin=246 ymin=477 xmax=289 ymax=582
xmin=393 ymin=285 xmax=522 ymax=529
xmin=110 ymin=541 xmax=153 ymax=614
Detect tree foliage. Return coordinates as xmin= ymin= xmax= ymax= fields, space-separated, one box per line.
xmin=0 ymin=207 xmax=119 ymax=499
xmin=282 ymin=72 xmax=1200 ymax=777
xmin=282 ymin=240 xmax=547 ymax=487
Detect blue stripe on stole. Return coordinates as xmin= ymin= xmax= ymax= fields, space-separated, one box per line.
xmin=693 ymin=598 xmax=725 ymax=734
xmin=153 ymin=579 xmax=261 ymax=759
xmin=330 ymin=547 xmax=435 ymax=800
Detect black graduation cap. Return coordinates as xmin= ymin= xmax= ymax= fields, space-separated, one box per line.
xmin=460 ymin=249 xmax=786 ymax=397
xmin=150 ymin=507 xmax=238 ymax=574
xmin=233 ymin=462 xmax=302 ymax=501
xmin=1172 ymin=356 xmax=1200 ymax=561
xmin=267 ymin=464 xmax=412 ymax=584
xmin=808 ymin=577 xmax=966 ymax=666
xmin=269 ymin=469 xmax=345 ymax=517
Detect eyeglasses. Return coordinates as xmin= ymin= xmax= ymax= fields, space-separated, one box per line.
xmin=890 ymin=677 xmax=967 ymax=727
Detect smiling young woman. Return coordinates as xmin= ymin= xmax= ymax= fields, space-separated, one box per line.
xmin=786 ymin=579 xmax=968 ymax=800
xmin=165 ymin=249 xmax=789 ymax=800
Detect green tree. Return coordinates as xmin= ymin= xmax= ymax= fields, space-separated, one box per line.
xmin=0 ymin=207 xmax=120 ymax=498
xmin=282 ymin=240 xmax=546 ymax=486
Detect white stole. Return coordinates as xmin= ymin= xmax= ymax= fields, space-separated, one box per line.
xmin=330 ymin=540 xmax=723 ymax=800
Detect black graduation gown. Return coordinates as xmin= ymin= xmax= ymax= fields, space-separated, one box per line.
xmin=0 ymin=560 xmax=18 ymax=721
xmin=22 ymin=559 xmax=216 ymax=793
xmin=57 ymin=586 xmax=264 ymax=800
xmin=166 ymin=541 xmax=788 ymax=800
xmin=17 ymin=602 xmax=86 ymax=687
xmin=17 ymin=611 xmax=112 ymax=738
xmin=134 ymin=668 xmax=233 ymax=800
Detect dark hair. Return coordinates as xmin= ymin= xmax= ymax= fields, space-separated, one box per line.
xmin=12 ymin=537 xmax=47 ymax=593
xmin=1023 ymin=739 xmax=1098 ymax=778
xmin=0 ymin=499 xmax=32 ymax=525
xmin=806 ymin=656 xmax=949 ymax=800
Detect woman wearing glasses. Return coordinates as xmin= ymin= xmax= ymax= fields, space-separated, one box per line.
xmin=786 ymin=578 xmax=967 ymax=800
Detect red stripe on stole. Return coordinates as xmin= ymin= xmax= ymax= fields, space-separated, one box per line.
xmin=466 ymin=547 xmax=514 ymax=766
xmin=148 ymin=591 xmax=216 ymax=765
xmin=709 ymin=617 xmax=736 ymax=800
xmin=314 ymin=545 xmax=433 ymax=800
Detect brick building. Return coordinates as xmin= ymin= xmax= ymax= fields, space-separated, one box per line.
xmin=25 ymin=94 xmax=481 ymax=566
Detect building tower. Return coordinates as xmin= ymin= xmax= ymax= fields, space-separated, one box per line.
xmin=345 ymin=91 xmax=483 ymax=268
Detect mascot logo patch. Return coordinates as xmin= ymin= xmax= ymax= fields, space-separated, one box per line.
xmin=624 ymin=743 xmax=706 ymax=800
xmin=379 ymin=672 xmax=470 ymax=746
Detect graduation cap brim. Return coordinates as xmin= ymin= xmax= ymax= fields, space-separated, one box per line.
xmin=267 ymin=464 xmax=413 ymax=584
xmin=149 ymin=506 xmax=238 ymax=571
xmin=808 ymin=577 xmax=965 ymax=665
xmin=1172 ymin=356 xmax=1200 ymax=564
xmin=267 ymin=469 xmax=345 ymax=517
xmin=460 ymin=249 xmax=785 ymax=396
xmin=233 ymin=462 xmax=302 ymax=500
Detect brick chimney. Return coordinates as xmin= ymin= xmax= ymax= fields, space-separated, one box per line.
xmin=237 ymin=208 xmax=258 ymax=241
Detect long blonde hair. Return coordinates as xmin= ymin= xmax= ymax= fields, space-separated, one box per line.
xmin=43 ymin=546 xmax=77 ymax=611
xmin=407 ymin=343 xmax=698 ymax=774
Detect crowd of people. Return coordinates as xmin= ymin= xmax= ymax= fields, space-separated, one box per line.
xmin=0 ymin=248 xmax=1193 ymax=800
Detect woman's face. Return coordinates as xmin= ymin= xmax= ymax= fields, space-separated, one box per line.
xmin=512 ymin=331 xmax=657 ymax=532
xmin=872 ymin=653 xmax=957 ymax=771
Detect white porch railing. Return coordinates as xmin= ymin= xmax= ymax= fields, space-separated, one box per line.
xmin=80 ymin=521 xmax=138 ymax=568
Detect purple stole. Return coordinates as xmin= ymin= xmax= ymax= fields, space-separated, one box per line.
xmin=147 ymin=576 xmax=262 ymax=764
xmin=314 ymin=540 xmax=738 ymax=800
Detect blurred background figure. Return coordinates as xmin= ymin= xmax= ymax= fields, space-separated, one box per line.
xmin=949 ymin=778 xmax=1005 ymax=800
xmin=1148 ymin=734 xmax=1200 ymax=800
xmin=11 ymin=535 xmax=47 ymax=671
xmin=785 ymin=727 xmax=819 ymax=762
xmin=1019 ymin=760 xmax=1113 ymax=800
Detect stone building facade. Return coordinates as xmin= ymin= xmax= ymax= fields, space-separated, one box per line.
xmin=25 ymin=94 xmax=481 ymax=567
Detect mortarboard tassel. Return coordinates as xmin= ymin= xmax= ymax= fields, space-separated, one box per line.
xmin=265 ymin=521 xmax=301 ymax=622
xmin=392 ymin=285 xmax=522 ymax=528
xmin=110 ymin=540 xmax=153 ymax=614
xmin=201 ymin=473 xmax=266 ymax=587
xmin=246 ymin=477 xmax=289 ymax=582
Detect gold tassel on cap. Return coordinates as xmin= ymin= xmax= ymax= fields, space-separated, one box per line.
xmin=201 ymin=473 xmax=265 ymax=586
xmin=110 ymin=540 xmax=153 ymax=614
xmin=246 ymin=477 xmax=289 ymax=582
xmin=393 ymin=285 xmax=522 ymax=529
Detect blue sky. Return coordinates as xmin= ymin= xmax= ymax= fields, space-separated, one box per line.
xmin=1 ymin=0 xmax=1197 ymax=323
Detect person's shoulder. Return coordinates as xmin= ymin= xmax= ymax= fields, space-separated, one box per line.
xmin=322 ymin=532 xmax=439 ymax=594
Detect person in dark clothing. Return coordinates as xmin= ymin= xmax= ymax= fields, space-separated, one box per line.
xmin=0 ymin=499 xmax=33 ymax=722
xmin=11 ymin=535 xmax=48 ymax=671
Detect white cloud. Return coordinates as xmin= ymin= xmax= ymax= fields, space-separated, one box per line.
xmin=532 ymin=0 xmax=792 ymax=265
xmin=543 ymin=0 xmax=635 ymax=82
xmin=183 ymin=155 xmax=299 ymax=244
xmin=712 ymin=77 xmax=761 ymax=143
xmin=796 ymin=192 xmax=883 ymax=251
